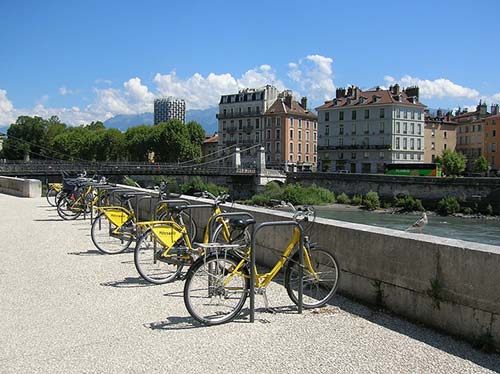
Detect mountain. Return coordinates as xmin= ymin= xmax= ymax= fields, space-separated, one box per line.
xmin=103 ymin=107 xmax=219 ymax=134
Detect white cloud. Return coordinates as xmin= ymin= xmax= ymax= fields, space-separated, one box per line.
xmin=384 ymin=75 xmax=479 ymax=100
xmin=154 ymin=65 xmax=284 ymax=110
xmin=0 ymin=89 xmax=15 ymax=126
xmin=288 ymin=55 xmax=335 ymax=101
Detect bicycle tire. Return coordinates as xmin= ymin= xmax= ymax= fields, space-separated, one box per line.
xmin=56 ymin=194 xmax=82 ymax=220
xmin=46 ymin=186 xmax=58 ymax=207
xmin=91 ymin=213 xmax=134 ymax=254
xmin=134 ymin=228 xmax=182 ymax=284
xmin=284 ymin=247 xmax=340 ymax=309
xmin=184 ymin=252 xmax=249 ymax=325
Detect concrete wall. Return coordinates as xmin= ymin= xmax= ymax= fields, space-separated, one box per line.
xmin=119 ymin=184 xmax=500 ymax=348
xmin=0 ymin=176 xmax=41 ymax=197
xmin=288 ymin=172 xmax=500 ymax=208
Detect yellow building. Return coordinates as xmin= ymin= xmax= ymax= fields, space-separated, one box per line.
xmin=424 ymin=111 xmax=457 ymax=163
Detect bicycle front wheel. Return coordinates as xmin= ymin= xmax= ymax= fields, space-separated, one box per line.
xmin=284 ymin=247 xmax=340 ymax=309
xmin=184 ymin=253 xmax=249 ymax=325
xmin=91 ymin=213 xmax=133 ymax=254
xmin=134 ymin=228 xmax=182 ymax=284
xmin=56 ymin=194 xmax=82 ymax=220
xmin=46 ymin=186 xmax=58 ymax=207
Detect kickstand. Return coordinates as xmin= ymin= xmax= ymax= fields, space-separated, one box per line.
xmin=258 ymin=288 xmax=277 ymax=314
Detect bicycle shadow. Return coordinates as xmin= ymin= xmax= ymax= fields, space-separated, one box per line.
xmin=100 ymin=276 xmax=154 ymax=288
xmin=146 ymin=312 xmax=250 ymax=331
xmin=67 ymin=249 xmax=103 ymax=256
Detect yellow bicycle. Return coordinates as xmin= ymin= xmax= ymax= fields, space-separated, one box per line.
xmin=134 ymin=192 xmax=251 ymax=284
xmin=183 ymin=203 xmax=340 ymax=325
xmin=46 ymin=182 xmax=62 ymax=207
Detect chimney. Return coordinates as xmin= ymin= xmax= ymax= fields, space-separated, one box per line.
xmin=491 ymin=104 xmax=499 ymax=115
xmin=336 ymin=88 xmax=346 ymax=98
xmin=284 ymin=93 xmax=292 ymax=108
xmin=301 ymin=97 xmax=307 ymax=110
xmin=404 ymin=86 xmax=419 ymax=101
xmin=437 ymin=109 xmax=443 ymax=117
xmin=347 ymin=86 xmax=353 ymax=97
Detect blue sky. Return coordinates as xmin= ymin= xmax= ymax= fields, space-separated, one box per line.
xmin=1 ymin=0 xmax=499 ymax=125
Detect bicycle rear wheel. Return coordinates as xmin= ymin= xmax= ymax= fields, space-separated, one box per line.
xmin=134 ymin=228 xmax=182 ymax=284
xmin=91 ymin=213 xmax=133 ymax=254
xmin=284 ymin=247 xmax=340 ymax=309
xmin=183 ymin=252 xmax=248 ymax=325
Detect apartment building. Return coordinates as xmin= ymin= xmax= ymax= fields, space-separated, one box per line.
xmin=317 ymin=84 xmax=426 ymax=173
xmin=454 ymin=102 xmax=490 ymax=169
xmin=154 ymin=97 xmax=186 ymax=124
xmin=263 ymin=91 xmax=317 ymax=170
xmin=424 ymin=110 xmax=458 ymax=163
xmin=217 ymin=85 xmax=278 ymax=167
xmin=202 ymin=133 xmax=219 ymax=164
xmin=484 ymin=108 xmax=500 ymax=170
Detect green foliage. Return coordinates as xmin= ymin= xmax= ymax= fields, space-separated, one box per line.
xmin=336 ymin=192 xmax=350 ymax=204
xmin=439 ymin=149 xmax=466 ymax=176
xmin=180 ymin=176 xmax=227 ymax=197
xmin=461 ymin=207 xmax=474 ymax=215
xmin=473 ymin=156 xmax=489 ymax=174
xmin=123 ymin=176 xmax=139 ymax=187
xmin=351 ymin=194 xmax=363 ymax=206
xmin=394 ymin=195 xmax=424 ymax=212
xmin=437 ymin=196 xmax=461 ymax=216
xmin=3 ymin=115 xmax=204 ymax=163
xmin=363 ymin=191 xmax=380 ymax=210
xmin=426 ymin=278 xmax=444 ymax=310
xmin=249 ymin=182 xmax=335 ymax=206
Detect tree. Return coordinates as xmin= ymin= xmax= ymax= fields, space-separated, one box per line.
xmin=438 ymin=149 xmax=466 ymax=176
xmin=473 ymin=156 xmax=489 ymax=174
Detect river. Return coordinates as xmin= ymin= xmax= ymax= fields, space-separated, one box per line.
xmin=314 ymin=206 xmax=500 ymax=247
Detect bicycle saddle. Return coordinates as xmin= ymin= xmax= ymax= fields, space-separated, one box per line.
xmin=169 ymin=204 xmax=189 ymax=212
xmin=228 ymin=218 xmax=256 ymax=228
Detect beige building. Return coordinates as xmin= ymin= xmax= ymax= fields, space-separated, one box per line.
xmin=263 ymin=92 xmax=317 ymax=170
xmin=217 ymin=86 xmax=317 ymax=170
xmin=424 ymin=110 xmax=458 ymax=163
xmin=202 ymin=133 xmax=218 ymax=164
xmin=454 ymin=102 xmax=489 ymax=169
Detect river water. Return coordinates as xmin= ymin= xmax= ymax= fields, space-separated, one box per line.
xmin=314 ymin=206 xmax=500 ymax=248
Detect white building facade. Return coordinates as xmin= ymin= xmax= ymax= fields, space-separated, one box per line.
xmin=317 ymin=85 xmax=426 ymax=173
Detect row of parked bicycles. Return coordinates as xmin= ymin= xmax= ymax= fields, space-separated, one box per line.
xmin=45 ymin=172 xmax=341 ymax=325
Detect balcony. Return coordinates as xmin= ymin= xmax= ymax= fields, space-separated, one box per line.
xmin=244 ymin=125 xmax=253 ymax=133
xmin=226 ymin=126 xmax=237 ymax=133
xmin=318 ymin=144 xmax=391 ymax=151
xmin=217 ymin=112 xmax=261 ymax=119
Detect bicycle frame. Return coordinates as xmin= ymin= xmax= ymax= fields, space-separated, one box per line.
xmin=224 ymin=227 xmax=318 ymax=288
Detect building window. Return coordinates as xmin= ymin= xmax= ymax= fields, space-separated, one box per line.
xmin=325 ymin=126 xmax=329 ymax=136
xmin=298 ymin=130 xmax=302 ymax=140
xmin=255 ymin=132 xmax=260 ymax=142
xmin=306 ymin=143 xmax=310 ymax=153
xmin=403 ymin=123 xmax=407 ymax=134
xmin=379 ymin=122 xmax=385 ymax=133
xmin=248 ymin=107 xmax=251 ymax=114
xmin=290 ymin=117 xmax=294 ymax=127
xmin=417 ymin=139 xmax=421 ymax=150
xmin=339 ymin=111 xmax=344 ymax=121
xmin=364 ymin=109 xmax=369 ymax=119
xmin=431 ymin=142 xmax=435 ymax=150
xmin=222 ymin=121 xmax=226 ymax=130
xmin=314 ymin=132 xmax=317 ymax=141
xmin=396 ymin=108 xmax=400 ymax=118
xmin=351 ymin=152 xmax=356 ymax=159
xmin=239 ymin=120 xmax=243 ymax=130
xmin=276 ymin=129 xmax=280 ymax=140
xmin=410 ymin=123 xmax=414 ymax=135
xmin=411 ymin=111 xmax=415 ymax=120
xmin=298 ymin=119 xmax=302 ymax=128
xmin=306 ymin=120 xmax=310 ymax=129
xmin=275 ymin=142 xmax=280 ymax=153
xmin=266 ymin=142 xmax=271 ymax=152
xmin=410 ymin=138 xmax=414 ymax=150
xmin=403 ymin=109 xmax=407 ymax=119
xmin=403 ymin=138 xmax=407 ymax=149
xmin=396 ymin=122 xmax=400 ymax=133
xmin=256 ymin=118 xmax=260 ymax=129
xmin=290 ymin=142 xmax=294 ymax=152
xmin=431 ymin=129 xmax=435 ymax=137
xmin=379 ymin=152 xmax=384 ymax=159
xmin=276 ymin=117 xmax=281 ymax=127
xmin=380 ymin=108 xmax=385 ymax=118
xmin=396 ymin=137 xmax=400 ymax=149
xmin=339 ymin=125 xmax=344 ymax=135
xmin=290 ymin=129 xmax=294 ymax=139
xmin=267 ymin=129 xmax=271 ymax=139
xmin=417 ymin=123 xmax=421 ymax=135
xmin=298 ymin=143 xmax=302 ymax=153
xmin=444 ymin=143 xmax=447 ymax=150
xmin=290 ymin=154 xmax=293 ymax=162
xmin=352 ymin=123 xmax=357 ymax=134
xmin=325 ymin=112 xmax=330 ymax=121
xmin=410 ymin=153 xmax=415 ymax=160
xmin=363 ymin=152 xmax=369 ymax=159
xmin=352 ymin=110 xmax=357 ymax=120
xmin=493 ymin=130 xmax=497 ymax=137
xmin=306 ymin=131 xmax=310 ymax=141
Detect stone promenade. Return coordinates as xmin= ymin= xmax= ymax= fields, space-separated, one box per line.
xmin=1 ymin=194 xmax=499 ymax=373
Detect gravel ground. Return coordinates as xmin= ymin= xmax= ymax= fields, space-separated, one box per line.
xmin=1 ymin=194 xmax=499 ymax=373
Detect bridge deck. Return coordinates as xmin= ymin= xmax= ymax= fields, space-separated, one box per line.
xmin=0 ymin=193 xmax=498 ymax=373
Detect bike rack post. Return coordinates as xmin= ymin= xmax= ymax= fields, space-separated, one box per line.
xmin=249 ymin=221 xmax=304 ymax=323
xmin=136 ymin=194 xmax=158 ymax=221
xmin=208 ymin=212 xmax=256 ymax=242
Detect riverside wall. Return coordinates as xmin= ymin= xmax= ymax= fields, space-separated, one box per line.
xmin=121 ymin=184 xmax=500 ymax=348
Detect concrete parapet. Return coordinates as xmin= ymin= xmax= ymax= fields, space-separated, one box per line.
xmin=0 ymin=175 xmax=41 ymax=197
xmin=121 ymin=184 xmax=500 ymax=348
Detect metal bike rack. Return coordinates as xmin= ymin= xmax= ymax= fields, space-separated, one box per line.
xmin=249 ymin=221 xmax=304 ymax=323
xmin=136 ymin=195 xmax=158 ymax=221
xmin=208 ymin=212 xmax=256 ymax=242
